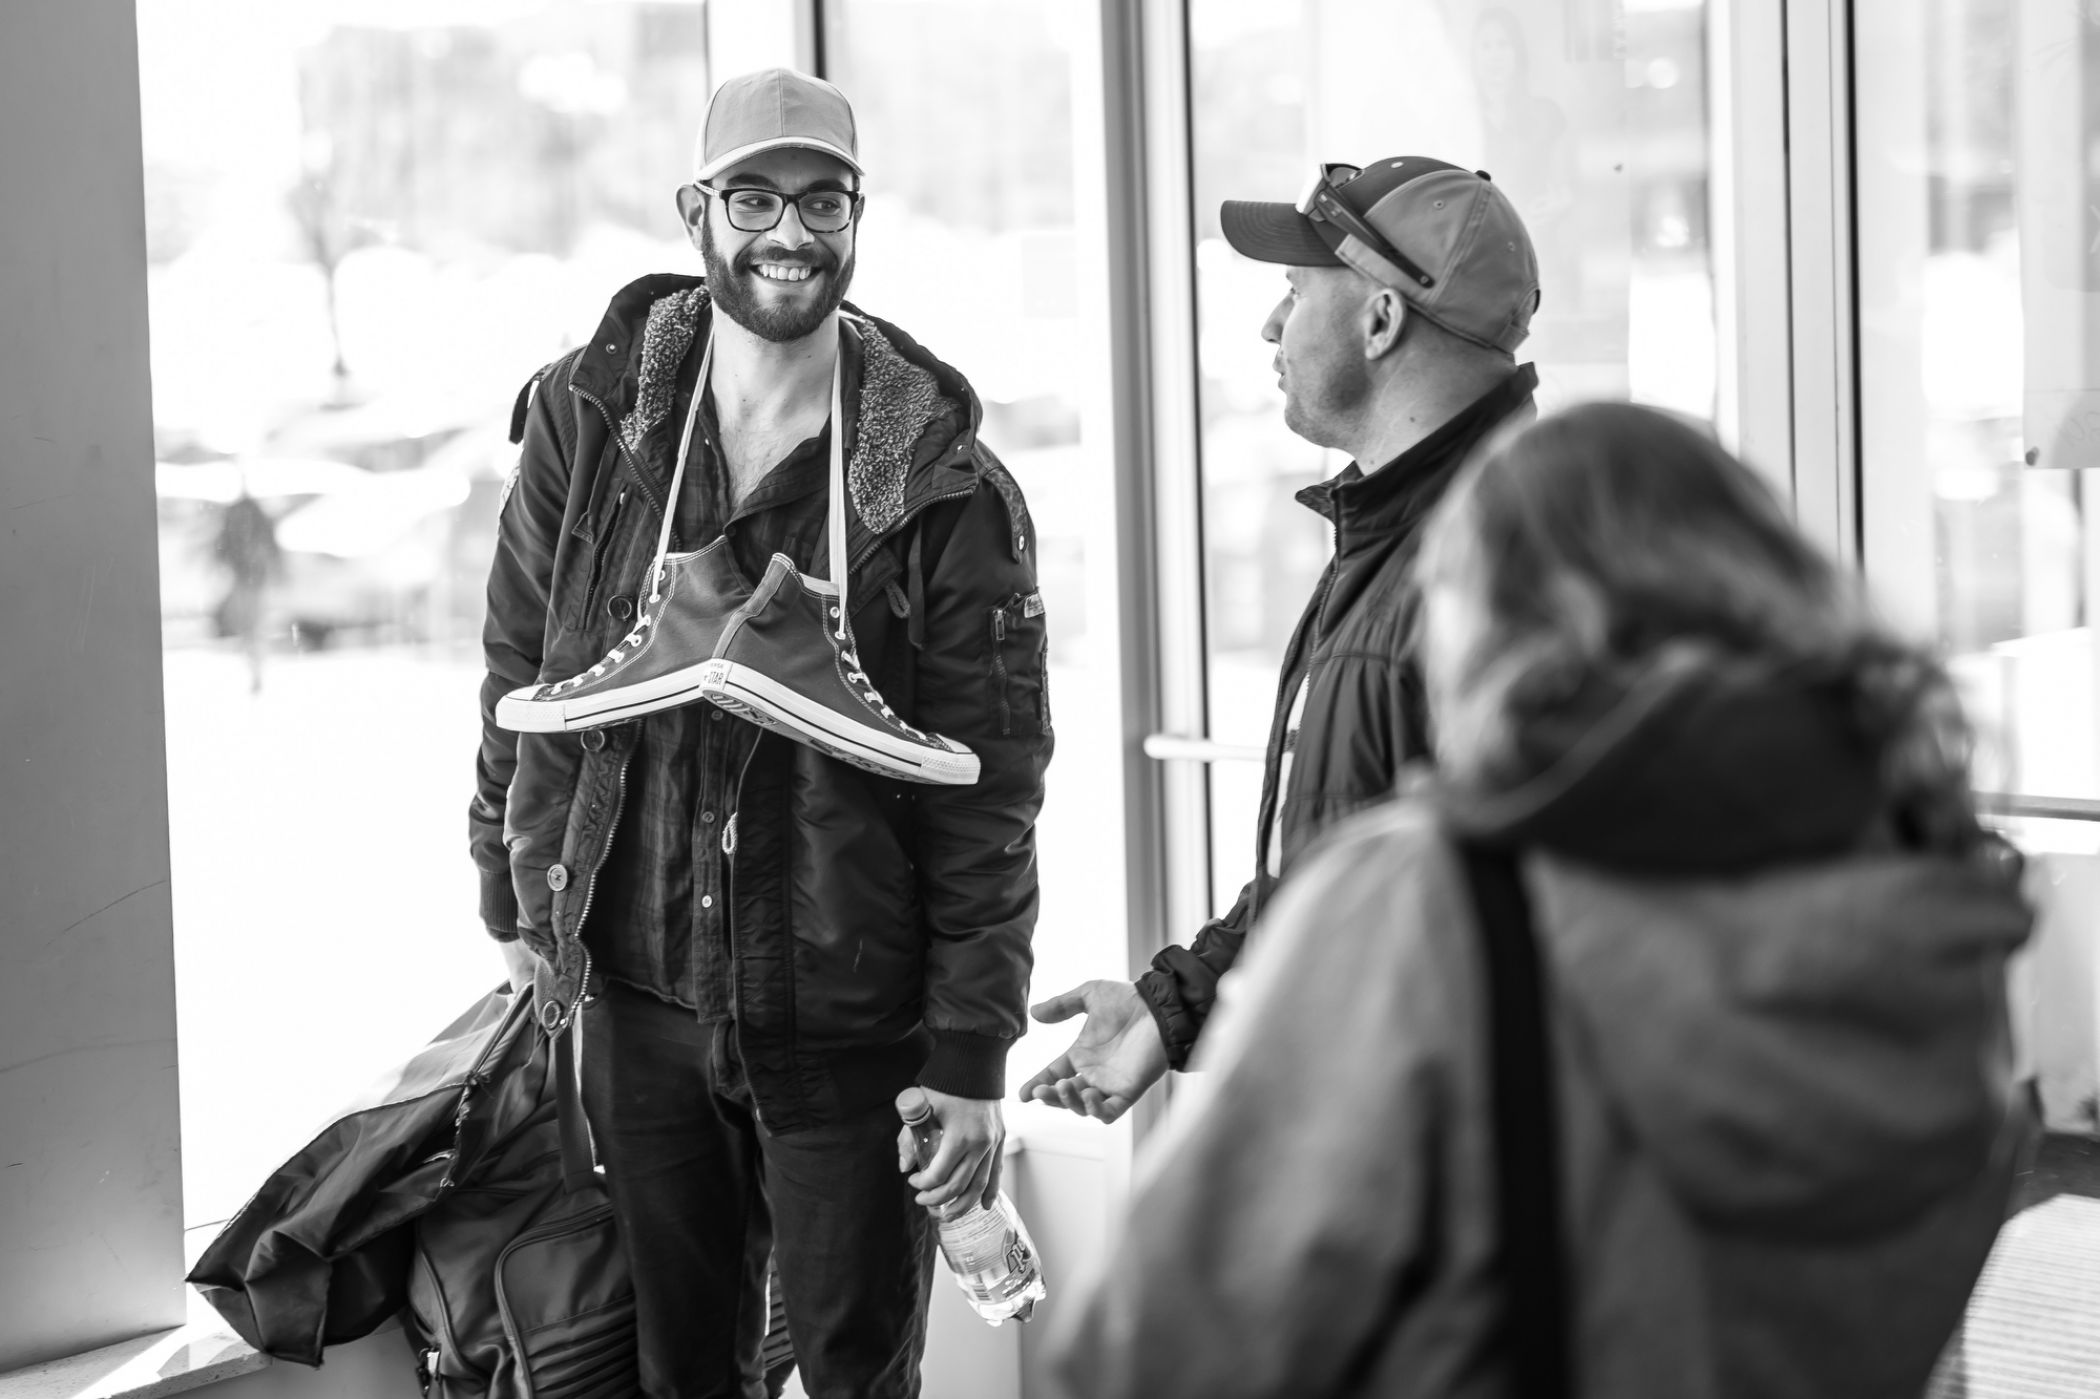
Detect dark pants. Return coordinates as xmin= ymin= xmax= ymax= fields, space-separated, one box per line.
xmin=582 ymin=982 xmax=935 ymax=1399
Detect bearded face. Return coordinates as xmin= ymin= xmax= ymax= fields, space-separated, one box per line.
xmin=701 ymin=202 xmax=858 ymax=344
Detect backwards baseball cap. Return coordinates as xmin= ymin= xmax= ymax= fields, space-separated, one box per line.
xmin=693 ymin=68 xmax=862 ymax=183
xmin=1222 ymin=157 xmax=1539 ymax=353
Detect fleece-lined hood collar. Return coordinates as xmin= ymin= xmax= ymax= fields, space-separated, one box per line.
xmin=570 ymin=274 xmax=988 ymax=563
xmin=1438 ymin=664 xmax=2032 ymax=1236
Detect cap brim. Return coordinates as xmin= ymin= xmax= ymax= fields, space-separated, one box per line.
xmin=697 ymin=136 xmax=864 ymax=182
xmin=1220 ymin=201 xmax=1343 ymax=266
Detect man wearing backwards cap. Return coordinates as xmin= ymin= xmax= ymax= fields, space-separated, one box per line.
xmin=470 ymin=69 xmax=1050 ymax=1397
xmin=1022 ymin=157 xmax=1541 ymax=1119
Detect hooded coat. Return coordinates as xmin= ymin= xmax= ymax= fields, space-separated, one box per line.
xmin=1052 ymin=664 xmax=2032 ymax=1398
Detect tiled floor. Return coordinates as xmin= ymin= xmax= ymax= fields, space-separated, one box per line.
xmin=1928 ymin=1135 xmax=2100 ymax=1398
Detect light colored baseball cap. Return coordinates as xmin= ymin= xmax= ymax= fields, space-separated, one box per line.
xmin=693 ymin=68 xmax=862 ymax=183
xmin=1222 ymin=156 xmax=1540 ymax=353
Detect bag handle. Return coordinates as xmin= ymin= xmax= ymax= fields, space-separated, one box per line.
xmin=1457 ymin=839 xmax=1572 ymax=1398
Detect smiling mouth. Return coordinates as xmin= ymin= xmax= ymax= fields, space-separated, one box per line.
xmin=751 ymin=263 xmax=820 ymax=283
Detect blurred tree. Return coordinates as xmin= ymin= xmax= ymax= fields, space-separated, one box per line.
xmin=290 ymin=5 xmax=709 ymax=260
xmin=286 ymin=147 xmax=375 ymax=395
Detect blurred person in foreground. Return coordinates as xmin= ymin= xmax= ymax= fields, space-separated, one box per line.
xmin=469 ymin=69 xmax=1050 ymax=1398
xmin=1050 ymin=403 xmax=2033 ymax=1399
xmin=1023 ymin=159 xmax=1541 ymax=1120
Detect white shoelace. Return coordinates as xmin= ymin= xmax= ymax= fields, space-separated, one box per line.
xmin=564 ymin=318 xmax=925 ymax=741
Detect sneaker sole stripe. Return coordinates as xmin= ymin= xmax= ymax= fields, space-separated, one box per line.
xmin=495 ymin=663 xmax=716 ymax=733
xmin=697 ymin=662 xmax=979 ymax=786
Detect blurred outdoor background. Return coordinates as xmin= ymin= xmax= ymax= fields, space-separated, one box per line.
xmin=146 ymin=0 xmax=2100 ymax=1228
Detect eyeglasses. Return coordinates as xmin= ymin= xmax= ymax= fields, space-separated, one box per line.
xmin=697 ymin=183 xmax=863 ymax=234
xmin=1296 ymin=163 xmax=1436 ymax=290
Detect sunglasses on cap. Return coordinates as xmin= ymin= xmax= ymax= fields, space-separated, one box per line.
xmin=1296 ymin=163 xmax=1436 ymax=290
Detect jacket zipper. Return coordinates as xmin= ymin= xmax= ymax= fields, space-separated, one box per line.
xmin=560 ymin=757 xmax=628 ymax=1025
xmin=988 ymin=605 xmax=1012 ymax=736
xmin=1248 ymin=560 xmax=1336 ymax=924
xmin=578 ymin=487 xmax=628 ymax=619
xmin=848 ymin=482 xmax=975 ymax=574
xmin=573 ymin=385 xmax=676 ymax=550
xmin=725 ymin=737 xmax=762 ymax=1126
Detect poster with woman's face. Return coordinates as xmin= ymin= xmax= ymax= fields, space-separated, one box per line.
xmin=1301 ymin=0 xmax=1633 ymax=398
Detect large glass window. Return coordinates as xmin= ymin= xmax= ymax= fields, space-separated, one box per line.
xmin=1856 ymin=0 xmax=2093 ymax=816
xmin=1855 ymin=0 xmax=2100 ymax=1136
xmin=1187 ymin=0 xmax=1718 ymax=914
xmin=140 ymin=0 xmax=795 ymax=1228
xmin=823 ymin=1 xmax=1124 ymax=1141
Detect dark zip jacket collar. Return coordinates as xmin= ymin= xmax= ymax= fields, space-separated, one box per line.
xmin=1296 ymin=362 xmax=1539 ymax=555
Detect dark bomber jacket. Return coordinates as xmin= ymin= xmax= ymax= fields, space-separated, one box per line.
xmin=1137 ymin=365 xmax=1537 ymax=1067
xmin=469 ymin=275 xmax=1052 ymax=1130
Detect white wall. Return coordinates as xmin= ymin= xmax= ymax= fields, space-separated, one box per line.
xmin=0 ymin=0 xmax=186 ymax=1370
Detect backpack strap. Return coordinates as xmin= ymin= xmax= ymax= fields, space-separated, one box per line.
xmin=1456 ymin=839 xmax=1572 ymax=1398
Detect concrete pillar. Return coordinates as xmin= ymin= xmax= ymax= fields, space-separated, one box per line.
xmin=0 ymin=0 xmax=186 ymax=1369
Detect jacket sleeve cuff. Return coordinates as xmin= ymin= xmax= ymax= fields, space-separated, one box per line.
xmin=1136 ymin=958 xmax=1205 ymax=1072
xmin=918 ymin=1030 xmax=1012 ymax=1100
xmin=479 ymin=866 xmax=519 ymax=940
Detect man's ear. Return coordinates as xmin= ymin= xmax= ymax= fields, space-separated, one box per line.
xmin=674 ymin=184 xmax=707 ymax=252
xmin=1364 ymin=287 xmax=1407 ymax=360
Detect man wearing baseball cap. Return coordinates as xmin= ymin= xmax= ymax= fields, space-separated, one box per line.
xmin=470 ymin=68 xmax=1051 ymax=1397
xmin=1022 ymin=157 xmax=1541 ymax=1121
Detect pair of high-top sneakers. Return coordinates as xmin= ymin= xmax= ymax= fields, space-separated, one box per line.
xmin=494 ymin=327 xmax=978 ymax=788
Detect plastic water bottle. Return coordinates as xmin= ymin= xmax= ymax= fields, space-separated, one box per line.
xmin=898 ymin=1088 xmax=1047 ymax=1325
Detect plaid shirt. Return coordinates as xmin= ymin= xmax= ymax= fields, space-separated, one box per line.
xmin=591 ymin=376 xmax=843 ymax=1016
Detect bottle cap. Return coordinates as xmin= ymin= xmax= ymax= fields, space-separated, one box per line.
xmin=896 ymin=1087 xmax=932 ymax=1124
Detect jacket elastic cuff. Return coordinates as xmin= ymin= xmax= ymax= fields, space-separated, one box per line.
xmin=479 ymin=866 xmax=519 ymax=938
xmin=918 ymin=1030 xmax=1012 ymax=1100
xmin=1135 ymin=964 xmax=1200 ymax=1072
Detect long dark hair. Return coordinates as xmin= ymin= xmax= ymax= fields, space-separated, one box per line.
xmin=1415 ymin=402 xmax=1983 ymax=853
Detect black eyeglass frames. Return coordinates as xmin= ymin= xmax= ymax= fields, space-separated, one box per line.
xmin=696 ymin=183 xmax=863 ymax=234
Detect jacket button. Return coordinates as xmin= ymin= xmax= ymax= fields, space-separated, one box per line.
xmin=607 ymin=594 xmax=635 ymax=621
xmin=547 ymin=864 xmax=569 ymax=891
xmin=581 ymin=728 xmax=607 ymax=751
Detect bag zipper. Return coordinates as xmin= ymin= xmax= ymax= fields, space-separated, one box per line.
xmin=411 ymin=1242 xmax=473 ymax=1392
